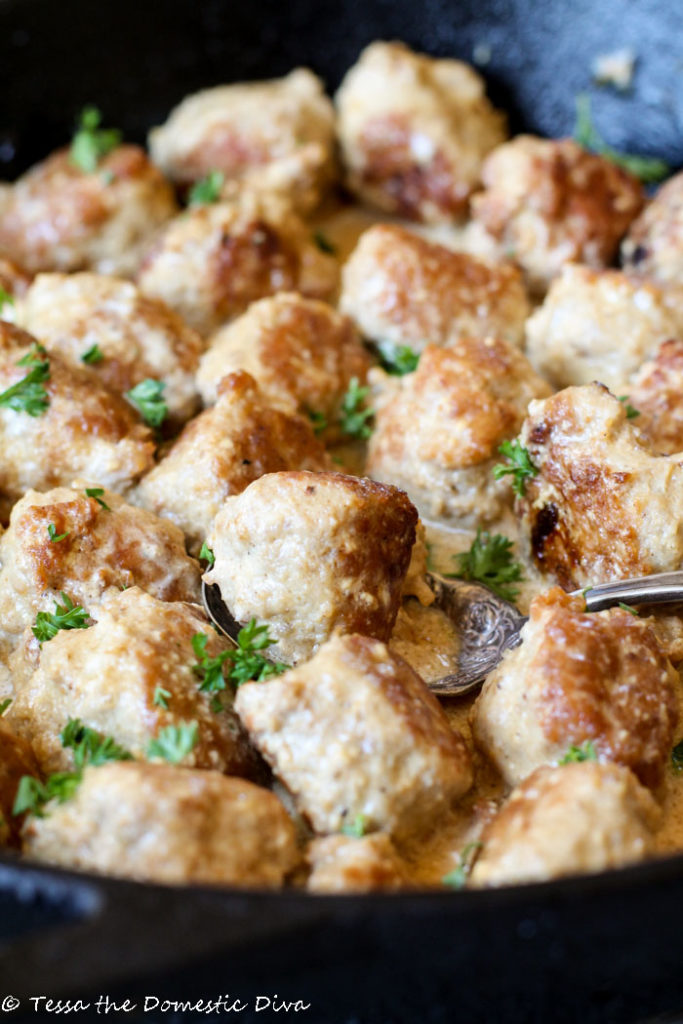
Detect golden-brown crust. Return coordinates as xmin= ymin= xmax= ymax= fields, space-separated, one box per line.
xmin=471 ymin=136 xmax=644 ymax=294
xmin=306 ymin=833 xmax=409 ymax=892
xmin=0 ymin=718 xmax=39 ymax=847
xmin=340 ymin=224 xmax=530 ymax=351
xmin=628 ymin=338 xmax=683 ymax=454
xmin=622 ymin=170 xmax=683 ymax=284
xmin=136 ymin=370 xmax=331 ymax=553
xmin=0 ymin=258 xmax=31 ymax=300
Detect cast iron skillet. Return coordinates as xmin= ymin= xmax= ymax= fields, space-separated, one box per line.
xmin=1 ymin=1 xmax=683 ymax=1021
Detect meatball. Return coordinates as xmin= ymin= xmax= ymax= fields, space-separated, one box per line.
xmin=470 ymin=762 xmax=660 ymax=888
xmin=340 ymin=225 xmax=530 ymax=352
xmin=516 ymin=383 xmax=683 ymax=588
xmin=137 ymin=191 xmax=337 ymax=336
xmin=9 ymin=587 xmax=260 ymax=779
xmin=135 ymin=371 xmax=330 ymax=554
xmin=0 ymin=484 xmax=200 ymax=650
xmin=335 ymin=41 xmax=505 ymax=222
xmin=0 ymin=146 xmax=177 ymax=277
xmin=18 ymin=273 xmax=204 ymax=427
xmin=235 ymin=632 xmax=472 ymax=841
xmin=472 ymin=587 xmax=678 ymax=788
xmin=622 ymin=169 xmax=683 ymax=284
xmin=149 ymin=69 xmax=336 ymax=214
xmin=470 ymin=136 xmax=644 ymax=295
xmin=0 ymin=258 xmax=30 ymax=305
xmin=23 ymin=762 xmax=298 ymax=887
xmin=0 ymin=323 xmax=154 ymax=521
xmin=306 ymin=833 xmax=408 ymax=893
xmin=366 ymin=341 xmax=551 ymax=526
xmin=205 ymin=471 xmax=418 ymax=665
xmin=196 ymin=293 xmax=372 ymax=441
xmin=525 ymin=264 xmax=680 ymax=393
xmin=0 ymin=718 xmax=40 ymax=847
xmin=628 ymin=339 xmax=683 ymax=455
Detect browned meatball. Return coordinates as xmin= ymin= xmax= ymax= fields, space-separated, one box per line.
xmin=472 ymin=588 xmax=678 ymax=788
xmin=235 ymin=632 xmax=472 ymax=841
xmin=367 ymin=341 xmax=550 ymax=526
xmin=19 ymin=273 xmax=204 ymax=427
xmin=0 ymin=484 xmax=200 ymax=651
xmin=0 ymin=323 xmax=154 ymax=521
xmin=0 ymin=718 xmax=40 ymax=847
xmin=9 ymin=587 xmax=261 ymax=779
xmin=335 ymin=42 xmax=506 ymax=222
xmin=516 ymin=383 xmax=683 ymax=588
xmin=23 ymin=762 xmax=299 ymax=887
xmin=135 ymin=371 xmax=330 ymax=554
xmin=470 ymin=762 xmax=660 ymax=888
xmin=137 ymin=191 xmax=338 ymax=335
xmin=471 ymin=136 xmax=644 ymax=295
xmin=0 ymin=146 xmax=177 ymax=277
xmin=205 ymin=471 xmax=418 ymax=665
xmin=306 ymin=833 xmax=408 ymax=893
xmin=622 ymin=170 xmax=683 ymax=284
xmin=149 ymin=69 xmax=336 ymax=214
xmin=0 ymin=258 xmax=31 ymax=304
xmin=196 ymin=293 xmax=372 ymax=441
xmin=628 ymin=339 xmax=683 ymax=454
xmin=340 ymin=225 xmax=530 ymax=352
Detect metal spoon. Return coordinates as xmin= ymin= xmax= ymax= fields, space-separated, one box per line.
xmin=202 ymin=570 xmax=683 ymax=698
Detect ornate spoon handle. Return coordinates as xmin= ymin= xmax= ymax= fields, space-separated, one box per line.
xmin=579 ymin=572 xmax=683 ymax=612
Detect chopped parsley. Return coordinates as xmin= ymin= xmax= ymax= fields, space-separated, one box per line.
xmin=32 ymin=593 xmax=90 ymax=644
xmin=672 ymin=740 xmax=683 ymax=773
xmin=306 ymin=408 xmax=328 ymax=436
xmin=192 ymin=633 xmax=232 ymax=695
xmin=339 ymin=377 xmax=374 ymax=440
xmin=574 ymin=93 xmax=670 ymax=184
xmin=199 ymin=541 xmax=215 ymax=567
xmin=81 ymin=343 xmax=104 ymax=365
xmin=125 ymin=378 xmax=167 ymax=428
xmin=47 ymin=523 xmax=70 ymax=543
xmin=0 ymin=288 xmax=14 ymax=318
xmin=13 ymin=772 xmax=81 ymax=818
xmin=60 ymin=718 xmax=132 ymax=769
xmin=69 ymin=106 xmax=122 ymax=174
xmin=493 ymin=439 xmax=538 ymax=497
xmin=192 ymin=620 xmax=286 ymax=699
xmin=341 ymin=813 xmax=367 ymax=838
xmin=312 ymin=230 xmax=337 ymax=255
xmin=0 ymin=354 xmax=50 ymax=417
xmin=147 ymin=721 xmax=198 ymax=764
xmin=560 ymin=740 xmax=598 ymax=764
xmin=188 ymin=170 xmax=225 ymax=206
xmin=376 ymin=340 xmax=420 ymax=376
xmin=85 ymin=487 xmax=111 ymax=511
xmin=0 ymin=698 xmax=11 ymax=716
xmin=446 ymin=530 xmax=524 ymax=603
xmin=153 ymin=685 xmax=171 ymax=710
xmin=618 ymin=395 xmax=640 ymax=419
xmin=442 ymin=841 xmax=483 ymax=890
xmin=618 ymin=601 xmax=639 ymax=616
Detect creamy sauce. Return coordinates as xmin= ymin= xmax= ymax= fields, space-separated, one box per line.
xmin=390 ymin=599 xmax=460 ymax=682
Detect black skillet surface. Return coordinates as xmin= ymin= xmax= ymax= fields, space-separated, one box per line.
xmin=1 ymin=1 xmax=683 ymax=1021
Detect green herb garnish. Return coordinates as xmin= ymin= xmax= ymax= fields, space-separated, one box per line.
xmin=341 ymin=814 xmax=367 ymax=838
xmin=0 ymin=356 xmax=50 ymax=417
xmin=69 ymin=106 xmax=122 ymax=174
xmin=32 ymin=593 xmax=90 ymax=644
xmin=153 ymin=686 xmax=171 ymax=709
xmin=560 ymin=740 xmax=598 ymax=765
xmin=672 ymin=740 xmax=683 ymax=773
xmin=147 ymin=721 xmax=198 ymax=764
xmin=618 ymin=395 xmax=640 ymax=419
xmin=0 ymin=289 xmax=14 ymax=318
xmin=192 ymin=633 xmax=232 ymax=696
xmin=312 ymin=230 xmax=337 ymax=255
xmin=60 ymin=718 xmax=133 ymax=769
xmin=339 ymin=377 xmax=374 ymax=440
xmin=376 ymin=340 xmax=420 ymax=376
xmin=199 ymin=541 xmax=215 ymax=567
xmin=0 ymin=698 xmax=11 ymax=716
xmin=85 ymin=487 xmax=111 ymax=511
xmin=47 ymin=523 xmax=70 ymax=543
xmin=618 ymin=601 xmax=639 ymax=616
xmin=125 ymin=378 xmax=167 ymax=428
xmin=188 ymin=170 xmax=225 ymax=206
xmin=493 ymin=439 xmax=538 ymax=497
xmin=574 ymin=93 xmax=670 ymax=184
xmin=13 ymin=773 xmax=81 ymax=818
xmin=442 ymin=841 xmax=483 ymax=890
xmin=446 ymin=530 xmax=524 ymax=602
xmin=226 ymin=619 xmax=287 ymax=686
xmin=81 ymin=344 xmax=104 ymax=365
xmin=306 ymin=408 xmax=328 ymax=436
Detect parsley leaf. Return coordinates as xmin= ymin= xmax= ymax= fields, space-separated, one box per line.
xmin=60 ymin=718 xmax=132 ymax=768
xmin=192 ymin=632 xmax=232 ymax=695
xmin=13 ymin=772 xmax=81 ymax=818
xmin=560 ymin=740 xmax=598 ymax=764
xmin=47 ymin=523 xmax=70 ymax=543
xmin=69 ymin=106 xmax=122 ymax=174
xmin=125 ymin=378 xmax=167 ymax=428
xmin=0 ymin=698 xmax=11 ymax=716
xmin=16 ymin=342 xmax=47 ymax=367
xmin=493 ymin=439 xmax=538 ymax=497
xmin=376 ymin=340 xmax=420 ymax=376
xmin=442 ymin=841 xmax=483 ymax=890
xmin=446 ymin=530 xmax=524 ymax=602
xmin=617 ymin=395 xmax=640 ymax=419
xmin=188 ymin=170 xmax=225 ymax=205
xmin=341 ymin=813 xmax=367 ymax=838
xmin=81 ymin=343 xmax=104 ymax=365
xmin=574 ymin=93 xmax=670 ymax=184
xmin=153 ymin=685 xmax=171 ymax=709
xmin=672 ymin=740 xmax=683 ymax=773
xmin=85 ymin=487 xmax=111 ymax=511
xmin=32 ymin=593 xmax=90 ymax=644
xmin=227 ymin=619 xmax=288 ymax=686
xmin=0 ymin=288 xmax=14 ymax=318
xmin=339 ymin=377 xmax=374 ymax=440
xmin=312 ymin=230 xmax=337 ymax=255
xmin=618 ymin=601 xmax=639 ymax=616
xmin=147 ymin=721 xmax=198 ymax=764
xmin=0 ymin=356 xmax=50 ymax=417
xmin=199 ymin=541 xmax=215 ymax=567
xmin=306 ymin=408 xmax=328 ymax=435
